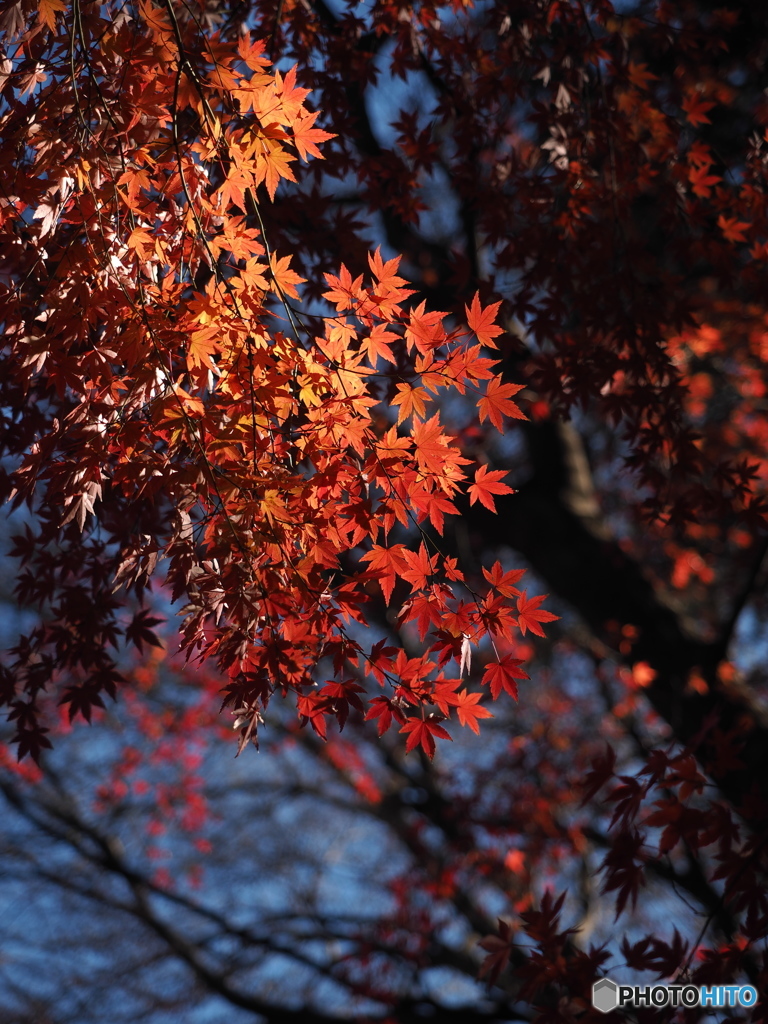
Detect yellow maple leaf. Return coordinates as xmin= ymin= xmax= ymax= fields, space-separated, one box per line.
xmin=38 ymin=0 xmax=65 ymax=31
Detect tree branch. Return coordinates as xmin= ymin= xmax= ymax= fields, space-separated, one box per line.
xmin=462 ymin=418 xmax=768 ymax=810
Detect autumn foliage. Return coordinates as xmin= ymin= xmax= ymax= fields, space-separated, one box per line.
xmin=2 ymin=0 xmax=768 ymax=1020
xmin=0 ymin=0 xmax=554 ymax=761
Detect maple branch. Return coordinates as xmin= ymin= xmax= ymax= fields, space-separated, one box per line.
xmin=462 ymin=418 xmax=768 ymax=810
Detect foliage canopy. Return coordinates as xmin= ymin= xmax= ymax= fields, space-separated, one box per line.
xmin=2 ymin=0 xmax=768 ymax=1019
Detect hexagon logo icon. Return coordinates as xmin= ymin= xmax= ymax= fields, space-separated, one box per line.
xmin=593 ymin=978 xmax=618 ymax=1013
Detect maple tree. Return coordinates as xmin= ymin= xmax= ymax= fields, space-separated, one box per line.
xmin=2 ymin=0 xmax=768 ymax=1020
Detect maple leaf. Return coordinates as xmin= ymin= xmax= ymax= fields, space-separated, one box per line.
xmin=477 ymin=378 xmax=526 ymax=430
xmin=127 ymin=227 xmax=155 ymax=258
xmin=516 ymin=591 xmax=559 ymax=637
xmin=187 ymin=323 xmax=221 ymax=372
xmin=400 ymin=716 xmax=452 ymax=758
xmin=482 ymin=561 xmax=525 ymax=597
xmin=718 ymin=215 xmax=750 ymax=243
xmin=256 ymin=144 xmax=297 ymax=201
xmin=368 ymin=247 xmax=408 ymax=292
xmin=118 ymin=167 xmax=154 ymax=208
xmin=411 ymin=415 xmax=451 ymax=474
xmin=402 ymin=591 xmax=444 ymax=640
xmin=323 ymin=264 xmax=364 ymax=311
xmin=443 ymin=557 xmax=464 ymax=582
xmin=359 ymin=544 xmax=406 ymax=603
xmin=139 ymin=0 xmax=172 ymax=40
xmin=292 ymin=109 xmax=335 ymax=161
xmin=269 ymin=253 xmax=305 ymax=298
xmin=60 ymin=684 xmax=106 ymax=724
xmin=274 ymin=66 xmax=311 ymax=124
xmin=688 ymin=165 xmax=721 ymax=197
xmin=37 ymin=0 xmax=66 ymax=30
xmin=478 ymin=919 xmax=515 ymax=985
xmin=410 ymin=487 xmax=458 ymax=535
xmin=482 ymin=655 xmax=528 ymax=701
xmin=237 ymin=32 xmax=270 ymax=72
xmin=365 ymin=697 xmax=405 ymax=736
xmin=468 ymin=464 xmax=515 ymax=512
xmin=431 ymin=677 xmax=462 ymax=715
xmin=218 ymin=168 xmax=252 ymax=211
xmin=687 ymin=140 xmax=714 ymax=170
xmin=405 ymin=302 xmax=448 ymax=355
xmin=465 ymin=292 xmax=503 ymax=349
xmin=580 ymin=745 xmax=618 ymax=805
xmin=125 ymin=610 xmax=165 ymax=653
xmin=399 ymin=543 xmax=435 ymax=591
xmin=318 ymin=679 xmax=366 ymax=730
xmin=391 ymin=383 xmax=429 ymax=424
xmin=627 ymin=61 xmax=658 ymax=90
xmin=453 ymin=688 xmax=493 ymax=734
xmin=681 ymin=94 xmax=716 ymax=126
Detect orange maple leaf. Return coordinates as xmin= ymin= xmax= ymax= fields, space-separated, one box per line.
xmin=412 ymin=415 xmax=451 ymax=474
xmin=362 ymin=323 xmax=399 ymax=367
xmin=468 ymin=464 xmax=515 ymax=512
xmin=391 ymin=383 xmax=429 ymax=424
xmin=274 ymin=66 xmax=311 ymax=125
xmin=37 ymin=0 xmax=66 ymax=30
xmin=269 ymin=253 xmax=305 ymax=299
xmin=477 ymin=377 xmax=526 ymax=430
xmin=237 ymin=33 xmax=270 ymax=73
xmin=255 ymin=144 xmax=296 ymax=201
xmin=465 ymin=292 xmax=503 ymax=348
xmin=453 ymin=688 xmax=493 ymax=734
xmin=368 ymin=247 xmax=406 ymax=290
xmin=323 ymin=264 xmax=364 ymax=311
xmin=292 ymin=109 xmax=335 ymax=161
xmin=410 ymin=487 xmax=458 ymax=535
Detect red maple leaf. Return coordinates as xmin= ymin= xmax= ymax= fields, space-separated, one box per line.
xmin=400 ymin=716 xmax=452 ymax=758
xmin=516 ymin=591 xmax=559 ymax=637
xmin=359 ymin=544 xmax=406 ymax=603
xmin=718 ymin=215 xmax=750 ymax=243
xmin=399 ymin=543 xmax=436 ymax=591
xmin=478 ymin=919 xmax=515 ymax=985
xmin=482 ymin=655 xmax=529 ymax=701
xmin=482 ymin=561 xmax=525 ymax=597
xmin=681 ymin=93 xmax=716 ymax=127
xmin=688 ymin=165 xmax=721 ymax=197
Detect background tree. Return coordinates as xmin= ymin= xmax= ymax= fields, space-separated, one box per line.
xmin=1 ymin=0 xmax=768 ymax=1020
